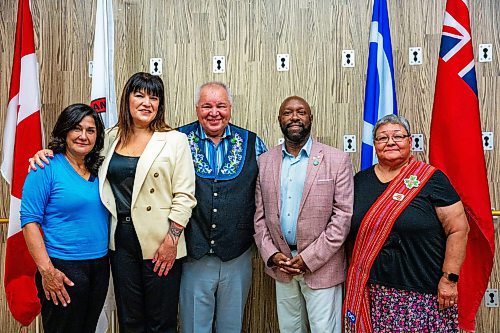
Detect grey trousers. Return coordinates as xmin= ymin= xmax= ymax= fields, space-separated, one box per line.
xmin=179 ymin=247 xmax=253 ymax=333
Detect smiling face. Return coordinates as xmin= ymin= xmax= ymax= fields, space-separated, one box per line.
xmin=65 ymin=115 xmax=97 ymax=158
xmin=278 ymin=97 xmax=313 ymax=144
xmin=196 ymin=84 xmax=232 ymax=138
xmin=374 ymin=123 xmax=412 ymax=166
xmin=128 ymin=89 xmax=159 ymax=128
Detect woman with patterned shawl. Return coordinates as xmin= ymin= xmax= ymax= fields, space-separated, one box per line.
xmin=344 ymin=115 xmax=469 ymax=333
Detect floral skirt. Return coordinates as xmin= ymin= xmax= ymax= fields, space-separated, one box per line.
xmin=369 ymin=283 xmax=458 ymax=333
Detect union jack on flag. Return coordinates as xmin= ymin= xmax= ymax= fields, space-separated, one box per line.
xmin=439 ymin=8 xmax=477 ymax=94
xmin=430 ymin=0 xmax=494 ymax=331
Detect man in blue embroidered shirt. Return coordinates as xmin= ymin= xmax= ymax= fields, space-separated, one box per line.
xmin=178 ymin=82 xmax=267 ymax=333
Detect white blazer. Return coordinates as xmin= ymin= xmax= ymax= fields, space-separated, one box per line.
xmin=99 ymin=128 xmax=196 ymax=259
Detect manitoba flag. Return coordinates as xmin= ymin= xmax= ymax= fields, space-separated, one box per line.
xmin=430 ymin=0 xmax=494 ymax=331
xmin=92 ymin=1 xmax=117 ymax=332
xmin=1 ymin=0 xmax=43 ymax=326
xmin=91 ymin=0 xmax=117 ymax=128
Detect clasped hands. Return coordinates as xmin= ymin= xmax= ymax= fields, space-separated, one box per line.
xmin=271 ymin=252 xmax=308 ymax=276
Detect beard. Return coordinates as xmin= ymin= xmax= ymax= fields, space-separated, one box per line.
xmin=280 ymin=121 xmax=311 ymax=143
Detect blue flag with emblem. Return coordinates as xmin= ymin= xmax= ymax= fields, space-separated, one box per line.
xmin=360 ymin=0 xmax=397 ymax=170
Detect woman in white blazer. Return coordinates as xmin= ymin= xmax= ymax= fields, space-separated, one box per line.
xmin=99 ymin=72 xmax=196 ymax=332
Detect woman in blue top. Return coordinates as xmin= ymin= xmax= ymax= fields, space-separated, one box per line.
xmin=21 ymin=104 xmax=110 ymax=333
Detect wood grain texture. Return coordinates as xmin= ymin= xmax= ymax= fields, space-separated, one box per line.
xmin=0 ymin=0 xmax=498 ymax=331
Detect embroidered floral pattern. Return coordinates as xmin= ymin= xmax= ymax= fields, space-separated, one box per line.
xmin=369 ymin=283 xmax=458 ymax=333
xmin=181 ymin=122 xmax=248 ymax=179
xmin=220 ymin=133 xmax=243 ymax=175
xmin=187 ymin=131 xmax=212 ymax=174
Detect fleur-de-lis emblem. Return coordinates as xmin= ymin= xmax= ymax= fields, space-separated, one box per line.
xmin=404 ymin=175 xmax=420 ymax=189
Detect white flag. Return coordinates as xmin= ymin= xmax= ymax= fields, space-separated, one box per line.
xmin=91 ymin=0 xmax=117 ymax=128
xmin=92 ymin=1 xmax=117 ymax=332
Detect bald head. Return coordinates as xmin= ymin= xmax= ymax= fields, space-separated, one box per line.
xmin=278 ymin=96 xmax=311 ymax=115
xmin=278 ymin=96 xmax=313 ymax=145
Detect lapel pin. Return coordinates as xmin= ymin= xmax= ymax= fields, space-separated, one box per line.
xmin=392 ymin=193 xmax=405 ymax=201
xmin=404 ymin=175 xmax=420 ymax=189
xmin=312 ymin=155 xmax=321 ymax=166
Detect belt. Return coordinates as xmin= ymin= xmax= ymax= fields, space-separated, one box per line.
xmin=288 ymin=244 xmax=297 ymax=251
xmin=118 ymin=215 xmax=133 ymax=224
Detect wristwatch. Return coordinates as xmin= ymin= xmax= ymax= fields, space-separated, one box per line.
xmin=442 ymin=271 xmax=459 ymax=283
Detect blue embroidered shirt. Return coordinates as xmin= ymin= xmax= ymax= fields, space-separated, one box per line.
xmin=280 ymin=137 xmax=313 ymax=246
xmin=195 ymin=123 xmax=267 ymax=173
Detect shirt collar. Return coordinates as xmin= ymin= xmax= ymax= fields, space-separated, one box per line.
xmin=196 ymin=122 xmax=232 ymax=140
xmin=282 ymin=136 xmax=313 ymax=158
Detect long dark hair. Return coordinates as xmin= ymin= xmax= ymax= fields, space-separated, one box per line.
xmin=117 ymin=72 xmax=171 ymax=145
xmin=48 ymin=103 xmax=105 ymax=175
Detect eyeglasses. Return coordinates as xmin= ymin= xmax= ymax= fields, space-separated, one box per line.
xmin=374 ymin=134 xmax=410 ymax=143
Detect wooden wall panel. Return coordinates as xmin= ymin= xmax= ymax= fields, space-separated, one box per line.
xmin=0 ymin=0 xmax=498 ymax=331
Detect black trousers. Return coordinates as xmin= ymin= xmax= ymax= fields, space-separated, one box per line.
xmin=35 ymin=255 xmax=110 ymax=333
xmin=110 ymin=222 xmax=182 ymax=333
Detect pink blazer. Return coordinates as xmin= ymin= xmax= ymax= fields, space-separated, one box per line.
xmin=254 ymin=140 xmax=353 ymax=289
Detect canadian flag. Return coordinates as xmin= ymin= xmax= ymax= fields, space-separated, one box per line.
xmin=1 ymin=0 xmax=43 ymax=326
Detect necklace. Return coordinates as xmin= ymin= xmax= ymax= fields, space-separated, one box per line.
xmin=117 ymin=131 xmax=153 ymax=156
xmin=64 ymin=155 xmax=89 ymax=179
xmin=375 ymin=159 xmax=410 ymax=183
xmin=74 ymin=166 xmax=89 ymax=178
xmin=121 ymin=144 xmax=143 ymax=156
xmin=374 ymin=164 xmax=399 ymax=183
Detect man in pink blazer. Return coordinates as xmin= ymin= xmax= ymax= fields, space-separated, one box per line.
xmin=254 ymin=96 xmax=353 ymax=333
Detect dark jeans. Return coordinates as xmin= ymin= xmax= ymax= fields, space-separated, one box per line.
xmin=110 ymin=222 xmax=182 ymax=333
xmin=35 ymin=255 xmax=110 ymax=333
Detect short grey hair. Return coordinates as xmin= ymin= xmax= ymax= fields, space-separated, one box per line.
xmin=194 ymin=82 xmax=233 ymax=106
xmin=373 ymin=114 xmax=411 ymax=140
